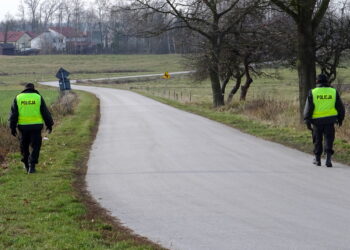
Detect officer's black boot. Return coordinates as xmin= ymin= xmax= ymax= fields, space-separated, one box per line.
xmin=326 ymin=153 xmax=333 ymax=168
xmin=313 ymin=155 xmax=321 ymax=166
xmin=22 ymin=160 xmax=29 ymax=172
xmin=28 ymin=163 xmax=36 ymax=174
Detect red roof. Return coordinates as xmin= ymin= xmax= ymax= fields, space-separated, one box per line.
xmin=26 ymin=32 xmax=38 ymax=39
xmin=49 ymin=27 xmax=86 ymax=38
xmin=0 ymin=31 xmax=28 ymax=42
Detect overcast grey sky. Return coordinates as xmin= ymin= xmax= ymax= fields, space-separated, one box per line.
xmin=0 ymin=0 xmax=343 ymax=22
xmin=0 ymin=0 xmax=21 ymax=20
xmin=0 ymin=0 xmax=97 ymax=21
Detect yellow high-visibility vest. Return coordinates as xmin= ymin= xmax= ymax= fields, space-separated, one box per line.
xmin=16 ymin=93 xmax=44 ymax=125
xmin=312 ymin=87 xmax=338 ymax=119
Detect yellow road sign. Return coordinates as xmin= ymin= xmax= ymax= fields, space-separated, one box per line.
xmin=162 ymin=72 xmax=171 ymax=79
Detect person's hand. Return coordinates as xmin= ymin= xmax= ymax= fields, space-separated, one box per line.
xmin=338 ymin=120 xmax=343 ymax=127
xmin=11 ymin=128 xmax=17 ymax=137
xmin=306 ymin=122 xmax=312 ymax=131
xmin=46 ymin=127 xmax=52 ymax=134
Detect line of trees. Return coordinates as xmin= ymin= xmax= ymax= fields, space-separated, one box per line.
xmin=1 ymin=0 xmax=191 ymax=54
xmin=125 ymin=0 xmax=350 ymax=119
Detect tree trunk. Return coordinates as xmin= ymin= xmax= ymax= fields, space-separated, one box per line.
xmin=221 ymin=76 xmax=231 ymax=96
xmin=240 ymin=58 xmax=253 ymax=101
xmin=4 ymin=22 xmax=9 ymax=43
xmin=209 ymin=67 xmax=225 ymax=107
xmin=227 ymin=76 xmax=242 ymax=104
xmin=209 ymin=40 xmax=224 ymax=107
xmin=240 ymin=78 xmax=253 ymax=101
xmin=172 ymin=36 xmax=177 ymax=54
xmin=297 ymin=21 xmax=316 ymax=121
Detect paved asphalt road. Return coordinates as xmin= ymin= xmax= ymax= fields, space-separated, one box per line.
xmin=42 ymin=81 xmax=350 ymax=250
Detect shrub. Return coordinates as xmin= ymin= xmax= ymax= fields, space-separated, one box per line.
xmin=228 ymin=95 xmax=299 ymax=127
xmin=51 ymin=91 xmax=78 ymax=117
xmin=0 ymin=124 xmax=19 ymax=165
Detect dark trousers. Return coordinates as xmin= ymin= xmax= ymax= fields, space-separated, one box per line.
xmin=18 ymin=125 xmax=43 ymax=165
xmin=312 ymin=123 xmax=335 ymax=156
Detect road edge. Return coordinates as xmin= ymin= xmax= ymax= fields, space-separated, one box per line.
xmin=72 ymin=90 xmax=167 ymax=249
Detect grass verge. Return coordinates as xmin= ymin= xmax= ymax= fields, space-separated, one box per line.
xmin=0 ymin=90 xmax=163 ymax=249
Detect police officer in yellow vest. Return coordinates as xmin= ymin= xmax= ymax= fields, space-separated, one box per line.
xmin=304 ymin=74 xmax=345 ymax=167
xmin=9 ymin=83 xmax=54 ymax=174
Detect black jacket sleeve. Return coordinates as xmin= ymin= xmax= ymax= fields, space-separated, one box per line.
xmin=303 ymin=90 xmax=314 ymax=123
xmin=335 ymin=91 xmax=345 ymax=122
xmin=8 ymin=98 xmax=18 ymax=130
xmin=40 ymin=97 xmax=54 ymax=128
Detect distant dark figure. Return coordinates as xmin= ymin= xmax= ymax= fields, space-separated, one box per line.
xmin=9 ymin=83 xmax=54 ymax=174
xmin=304 ymin=74 xmax=345 ymax=167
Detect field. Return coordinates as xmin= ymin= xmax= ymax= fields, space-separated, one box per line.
xmin=0 ymin=54 xmax=185 ymax=86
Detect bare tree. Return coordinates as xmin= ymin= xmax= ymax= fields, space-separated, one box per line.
xmin=188 ymin=4 xmax=280 ymax=103
xmin=18 ymin=0 xmax=27 ymax=31
xmin=24 ymin=0 xmax=41 ymax=31
xmin=2 ymin=15 xmax=16 ymax=44
xmin=129 ymin=0 xmax=266 ymax=107
xmin=71 ymin=0 xmax=85 ymax=30
xmin=270 ymin=0 xmax=331 ymax=120
xmin=56 ymin=1 xmax=66 ymax=28
xmin=40 ymin=0 xmax=59 ymax=29
xmin=316 ymin=3 xmax=350 ymax=84
xmin=61 ymin=0 xmax=73 ymax=28
xmin=94 ymin=0 xmax=111 ymax=50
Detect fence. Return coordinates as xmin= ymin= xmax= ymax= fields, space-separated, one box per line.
xmin=129 ymin=85 xmax=214 ymax=104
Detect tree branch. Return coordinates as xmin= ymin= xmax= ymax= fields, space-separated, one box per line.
xmin=312 ymin=0 xmax=331 ymax=30
xmin=270 ymin=0 xmax=298 ymax=20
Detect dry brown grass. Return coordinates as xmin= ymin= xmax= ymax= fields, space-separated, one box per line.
xmin=337 ymin=103 xmax=350 ymax=142
xmin=51 ymin=91 xmax=78 ymax=117
xmin=227 ymin=95 xmax=300 ymax=128
xmin=0 ymin=124 xmax=19 ymax=165
xmin=225 ymin=94 xmax=350 ymax=143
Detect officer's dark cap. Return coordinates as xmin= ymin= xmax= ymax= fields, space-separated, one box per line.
xmin=317 ymin=74 xmax=328 ymax=84
xmin=25 ymin=83 xmax=35 ymax=89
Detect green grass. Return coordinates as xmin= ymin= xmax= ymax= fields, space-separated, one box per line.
xmin=0 ymin=90 xmax=159 ymax=249
xmin=88 ymin=69 xmax=300 ymax=104
xmin=0 ymin=54 xmax=185 ymax=86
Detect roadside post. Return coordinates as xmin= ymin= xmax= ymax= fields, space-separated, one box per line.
xmin=162 ymin=72 xmax=171 ymax=99
xmin=56 ymin=67 xmax=71 ymax=92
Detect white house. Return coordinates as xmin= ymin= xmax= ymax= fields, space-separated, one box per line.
xmin=31 ymin=27 xmax=89 ymax=53
xmin=31 ymin=31 xmax=65 ymax=52
xmin=0 ymin=31 xmax=32 ymax=51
